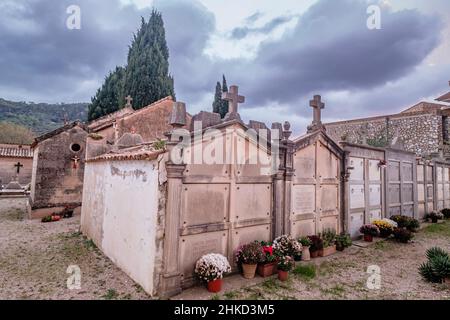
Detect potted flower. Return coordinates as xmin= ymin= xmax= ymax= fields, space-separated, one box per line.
xmin=307 ymin=235 xmax=323 ymax=258
xmin=257 ymin=243 xmax=277 ymax=277
xmin=335 ymin=233 xmax=352 ymax=251
xmin=299 ymin=237 xmax=312 ymax=261
xmin=425 ymin=211 xmax=442 ymax=223
xmin=235 ymin=242 xmax=264 ymax=279
xmin=372 ymin=220 xmax=394 ymax=238
xmin=291 ymin=239 xmax=303 ymax=261
xmin=272 ymin=235 xmax=301 ymax=257
xmin=277 ymin=255 xmax=294 ymax=281
xmin=378 ymin=160 xmax=387 ymax=168
xmin=393 ymin=228 xmax=414 ymax=243
xmin=195 ymin=253 xmax=231 ymax=293
xmin=359 ymin=224 xmax=380 ymax=242
xmin=319 ymin=229 xmax=337 ymax=257
xmin=441 ymin=208 xmax=450 ymax=219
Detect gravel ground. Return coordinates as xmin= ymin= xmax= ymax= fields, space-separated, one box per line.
xmin=1 ymin=199 xmax=449 ymax=300
xmin=0 ymin=202 xmax=150 ymax=300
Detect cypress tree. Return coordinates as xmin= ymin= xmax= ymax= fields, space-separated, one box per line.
xmin=88 ymin=66 xmax=125 ymax=121
xmin=122 ymin=10 xmax=175 ymax=109
xmin=212 ymin=82 xmax=222 ymax=114
xmin=218 ymin=75 xmax=229 ymax=118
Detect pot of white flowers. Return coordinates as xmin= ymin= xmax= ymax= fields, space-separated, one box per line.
xmin=195 ymin=253 xmax=231 ymax=293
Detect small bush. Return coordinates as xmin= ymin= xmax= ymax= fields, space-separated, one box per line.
xmin=407 ymin=218 xmax=420 ymax=232
xmin=441 ymin=208 xmax=450 ymax=219
xmin=426 ymin=247 xmax=449 ymax=260
xmin=419 ymin=247 xmax=450 ymax=283
xmin=393 ymin=228 xmax=413 ymax=243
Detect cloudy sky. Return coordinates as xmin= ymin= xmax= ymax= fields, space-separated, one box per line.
xmin=1 ymin=0 xmax=450 ymax=133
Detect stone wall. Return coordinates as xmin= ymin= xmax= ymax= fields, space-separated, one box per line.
xmin=30 ymin=126 xmax=87 ymax=210
xmin=0 ymin=156 xmax=33 ymax=186
xmin=325 ymin=113 xmax=442 ymax=156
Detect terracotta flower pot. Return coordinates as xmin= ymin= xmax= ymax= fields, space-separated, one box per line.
xmin=363 ymin=234 xmax=373 ymax=242
xmin=310 ymin=250 xmax=319 ymax=258
xmin=242 ymin=263 xmax=257 ymax=279
xmin=301 ymin=246 xmax=311 ymax=261
xmin=278 ymin=270 xmax=288 ymax=281
xmin=257 ymin=262 xmax=277 ymax=277
xmin=207 ymin=278 xmax=222 ymax=293
xmin=319 ymin=245 xmax=336 ymax=257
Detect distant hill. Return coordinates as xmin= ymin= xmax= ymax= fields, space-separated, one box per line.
xmin=0 ymin=98 xmax=88 ymax=136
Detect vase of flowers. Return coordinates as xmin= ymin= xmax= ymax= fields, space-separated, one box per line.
xmin=299 ymin=237 xmax=312 ymax=261
xmin=235 ymin=242 xmax=264 ymax=279
xmin=319 ymin=229 xmax=337 ymax=257
xmin=272 ymin=235 xmax=302 ymax=258
xmin=195 ymin=253 xmax=231 ymax=293
xmin=335 ymin=233 xmax=352 ymax=251
xmin=372 ymin=220 xmax=394 ymax=238
xmin=359 ymin=224 xmax=380 ymax=242
xmin=257 ymin=243 xmax=278 ymax=277
xmin=277 ymin=256 xmax=294 ymax=281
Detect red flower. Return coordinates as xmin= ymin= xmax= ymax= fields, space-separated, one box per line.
xmin=263 ymin=246 xmax=273 ymax=256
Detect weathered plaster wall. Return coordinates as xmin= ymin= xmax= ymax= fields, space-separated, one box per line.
xmin=31 ymin=126 xmax=87 ymax=209
xmin=0 ymin=156 xmax=32 ymax=186
xmin=325 ymin=113 xmax=442 ymax=156
xmin=81 ymin=158 xmax=165 ymax=296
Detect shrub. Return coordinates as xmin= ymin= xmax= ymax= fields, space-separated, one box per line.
xmin=195 ymin=253 xmax=231 ymax=282
xmin=393 ymin=228 xmax=413 ymax=243
xmin=299 ymin=236 xmax=312 ymax=247
xmin=277 ymin=255 xmax=294 ymax=272
xmin=307 ymin=235 xmax=323 ymax=253
xmin=441 ymin=208 xmax=450 ymax=219
xmin=372 ymin=220 xmax=394 ymax=237
xmin=407 ymin=218 xmax=420 ymax=232
xmin=335 ymin=233 xmax=352 ymax=249
xmin=419 ymin=247 xmax=450 ymax=283
xmin=272 ymin=235 xmax=302 ymax=257
xmin=425 ymin=211 xmax=444 ymax=222
xmin=322 ymin=229 xmax=337 ymax=247
xmin=235 ymin=242 xmax=265 ymax=265
xmin=390 ymin=215 xmax=410 ymax=228
xmin=359 ymin=224 xmax=380 ymax=236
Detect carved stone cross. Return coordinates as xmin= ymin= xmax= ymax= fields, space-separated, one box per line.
xmin=309 ymin=95 xmax=325 ymax=125
xmin=222 ymin=85 xmax=245 ymax=114
xmin=125 ymin=95 xmax=133 ymax=108
xmin=14 ymin=162 xmax=23 ymax=174
xmin=72 ymin=156 xmax=80 ymax=169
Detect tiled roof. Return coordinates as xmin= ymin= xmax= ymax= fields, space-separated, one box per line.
xmin=32 ymin=121 xmax=86 ymax=147
xmin=0 ymin=145 xmax=33 ymax=158
xmin=87 ymin=145 xmax=164 ymax=162
xmin=436 ymin=91 xmax=450 ymax=103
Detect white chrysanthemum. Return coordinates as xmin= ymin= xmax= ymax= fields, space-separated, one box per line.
xmin=195 ymin=253 xmax=231 ymax=282
xmin=382 ymin=218 xmax=398 ymax=228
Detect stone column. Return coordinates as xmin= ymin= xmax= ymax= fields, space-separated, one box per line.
xmin=159 ymin=136 xmax=186 ymax=298
xmin=283 ymin=140 xmax=294 ymax=236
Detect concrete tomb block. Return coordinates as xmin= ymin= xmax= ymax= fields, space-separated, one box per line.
xmin=445 ymin=168 xmax=449 ymax=181
xmin=438 ymin=184 xmax=444 ymax=200
xmin=417 ymin=165 xmax=424 ymax=182
xmin=317 ymin=143 xmax=338 ymax=179
xmin=389 ymin=184 xmax=401 ymax=204
xmin=445 ymin=184 xmax=450 ymax=200
xmin=291 ymin=219 xmax=315 ymax=238
xmin=389 ymin=206 xmax=401 ymax=216
xmin=427 ymin=185 xmax=434 ymax=199
xmin=349 ymin=212 xmax=364 ymax=238
xmin=293 ymin=145 xmax=315 ymax=180
xmin=231 ymin=225 xmax=270 ymax=259
xmin=350 ymin=185 xmax=365 ymax=209
xmin=369 ymin=185 xmax=381 ymax=206
xmin=369 ymin=209 xmax=382 ymax=222
xmin=180 ymin=231 xmax=227 ymax=280
xmin=292 ymin=185 xmax=315 ymax=214
xmin=321 ymin=185 xmax=338 ymax=212
xmin=427 ymin=166 xmax=433 ymax=182
xmin=427 ymin=201 xmax=434 ymax=212
xmin=418 ymin=184 xmax=425 ymax=202
xmin=318 ymin=215 xmax=338 ymax=232
xmin=438 ymin=167 xmax=443 ymax=182
xmin=402 ymin=205 xmax=414 ymax=217
xmin=388 ymin=161 xmax=400 ymax=182
xmin=418 ymin=204 xmax=426 ymax=219
xmin=182 ymin=184 xmax=228 ymax=227
xmin=402 ymin=163 xmax=413 ymax=182
xmin=403 ymin=184 xmax=414 ymax=203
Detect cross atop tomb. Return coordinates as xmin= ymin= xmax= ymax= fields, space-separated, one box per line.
xmin=222 ymin=85 xmax=245 ymax=114
xmin=125 ymin=95 xmax=133 ymax=108
xmin=14 ymin=162 xmax=23 ymax=174
xmin=309 ymin=95 xmax=325 ymax=125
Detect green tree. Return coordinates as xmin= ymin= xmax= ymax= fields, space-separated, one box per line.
xmin=122 ymin=11 xmax=175 ymax=110
xmin=212 ymin=81 xmax=222 ymax=114
xmin=218 ymin=75 xmax=229 ymax=118
xmin=0 ymin=121 xmax=35 ymax=144
xmin=88 ymin=66 xmax=125 ymax=121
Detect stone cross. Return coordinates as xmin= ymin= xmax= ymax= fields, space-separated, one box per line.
xmin=72 ymin=156 xmax=80 ymax=169
xmin=125 ymin=95 xmax=133 ymax=108
xmin=14 ymin=162 xmax=23 ymax=174
xmin=222 ymin=85 xmax=245 ymax=114
xmin=309 ymin=95 xmax=325 ymax=125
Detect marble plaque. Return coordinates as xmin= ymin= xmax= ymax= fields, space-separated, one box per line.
xmin=292 ymin=185 xmax=315 ymax=214
xmin=438 ymin=185 xmax=444 ymax=200
xmin=350 ymin=185 xmax=365 ymax=209
xmin=349 ymin=157 xmax=364 ymax=181
xmin=417 ymin=165 xmax=424 ymax=182
xmin=321 ymin=185 xmax=338 ymax=211
xmin=389 ymin=206 xmax=401 ymax=216
xmin=369 ymin=209 xmax=382 ymax=222
xmin=389 ymin=184 xmax=400 ymax=204
xmin=438 ymin=201 xmax=444 ymax=211
xmin=294 ymin=145 xmax=315 ymax=179
xmin=402 ymin=205 xmax=413 ymax=217
xmin=445 ymin=168 xmax=449 ymax=182
xmin=235 ymin=184 xmax=271 ymax=221
xmin=232 ymin=225 xmax=270 ymax=256
xmin=369 ymin=185 xmax=381 ymax=206
xmin=402 ymin=163 xmax=413 ymax=182
xmin=427 ymin=185 xmax=434 ymax=200
xmin=445 ymin=184 xmax=450 ymax=200
xmin=349 ymin=212 xmax=364 ymax=239
xmin=388 ymin=161 xmax=400 ymax=182
xmin=427 ymin=166 xmax=433 ymax=182
xmin=291 ymin=219 xmax=315 ymax=238
xmin=427 ymin=201 xmax=434 ymax=212
xmin=318 ymin=215 xmax=338 ymax=233
xmin=402 ymin=184 xmax=414 ymax=203
xmin=418 ymin=204 xmax=426 ymax=220
xmin=368 ymin=160 xmax=381 ymax=181
xmin=317 ymin=142 xmax=338 ymax=179
xmin=418 ymin=184 xmax=425 ymax=202
xmin=180 ymin=231 xmax=227 ymax=279
xmin=437 ymin=167 xmax=443 ymax=182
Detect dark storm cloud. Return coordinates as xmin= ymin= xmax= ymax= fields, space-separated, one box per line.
xmin=230 ymin=15 xmax=295 ymax=40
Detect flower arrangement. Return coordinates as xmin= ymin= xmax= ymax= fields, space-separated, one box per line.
xmin=359 ymin=224 xmax=380 ymax=236
xmin=393 ymin=228 xmax=414 ymax=243
xmin=389 ymin=215 xmax=420 ymax=231
xmin=195 ymin=253 xmax=231 ymax=282
xmin=261 ymin=244 xmax=277 ymax=263
xmin=322 ymin=229 xmax=337 ymax=248
xmin=381 ymin=218 xmax=398 ymax=228
xmin=307 ymin=235 xmax=324 ymax=253
xmin=372 ymin=220 xmax=394 ymax=237
xmin=272 ymin=235 xmax=302 ymax=257
xmin=335 ymin=233 xmax=352 ymax=251
xmin=235 ymin=241 xmax=265 ymax=265
xmin=299 ymin=236 xmax=312 ymax=247
xmin=277 ymin=255 xmax=294 ymax=272
xmin=425 ymin=211 xmax=443 ymax=223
